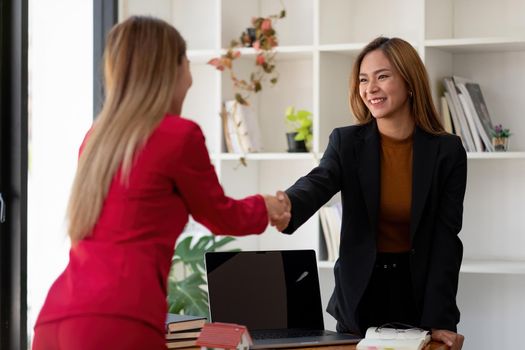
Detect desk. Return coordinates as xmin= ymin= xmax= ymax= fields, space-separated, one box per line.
xmin=285 ymin=342 xmax=449 ymax=350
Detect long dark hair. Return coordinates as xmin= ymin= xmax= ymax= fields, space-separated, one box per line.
xmin=349 ymin=36 xmax=444 ymax=135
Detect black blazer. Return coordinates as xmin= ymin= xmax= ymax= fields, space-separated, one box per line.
xmin=284 ymin=120 xmax=467 ymax=334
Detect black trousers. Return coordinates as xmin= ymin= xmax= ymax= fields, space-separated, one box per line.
xmin=356 ymin=252 xmax=419 ymax=335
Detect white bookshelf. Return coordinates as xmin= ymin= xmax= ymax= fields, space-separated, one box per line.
xmin=120 ymin=1 xmax=525 ymax=347
xmin=319 ymin=259 xmax=525 ymax=275
xmin=467 ymin=152 xmax=525 ymax=159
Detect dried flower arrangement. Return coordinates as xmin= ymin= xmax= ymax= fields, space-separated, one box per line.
xmin=207 ymin=4 xmax=286 ymax=106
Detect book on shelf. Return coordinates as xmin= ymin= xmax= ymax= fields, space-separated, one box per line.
xmin=443 ymin=76 xmax=498 ymax=152
xmin=319 ymin=202 xmax=342 ymax=262
xmin=439 ymin=96 xmax=453 ymax=134
xmin=165 ymin=313 xmax=207 ymax=334
xmin=443 ymin=91 xmax=463 ymax=142
xmin=356 ymin=326 xmax=430 ymax=350
xmin=464 ymin=81 xmax=496 ymax=151
xmin=222 ymin=100 xmax=263 ymax=154
xmin=443 ymin=77 xmax=476 ymax=151
xmin=319 ymin=207 xmax=335 ymax=261
xmin=458 ymin=92 xmax=483 ymax=152
xmin=221 ymin=103 xmax=243 ymax=154
xmin=454 ymin=76 xmax=494 ymax=152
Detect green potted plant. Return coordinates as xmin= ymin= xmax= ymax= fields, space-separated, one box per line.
xmin=167 ymin=233 xmax=238 ymax=318
xmin=285 ymin=106 xmax=312 ymax=152
xmin=491 ymin=124 xmax=511 ymax=151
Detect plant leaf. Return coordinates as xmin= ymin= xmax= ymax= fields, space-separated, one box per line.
xmin=167 ymin=271 xmax=209 ymax=317
xmin=254 ymin=81 xmax=262 ymax=92
xmin=297 ymin=110 xmax=312 ymax=119
xmin=300 ymin=119 xmax=312 ymax=128
xmin=295 ymin=132 xmax=306 ymax=141
xmin=235 ymin=93 xmax=249 ymax=106
xmin=207 ymin=236 xmax=236 ymax=251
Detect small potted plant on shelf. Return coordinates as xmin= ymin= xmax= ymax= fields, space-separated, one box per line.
xmin=491 ymin=124 xmax=511 ymax=151
xmin=285 ymin=106 xmax=312 ymax=152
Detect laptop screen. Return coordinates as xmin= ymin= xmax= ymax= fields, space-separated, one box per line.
xmin=205 ymin=250 xmax=325 ymax=331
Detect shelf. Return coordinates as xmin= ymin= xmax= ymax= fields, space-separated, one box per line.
xmin=467 ymin=152 xmax=525 ymax=159
xmin=460 ymin=259 xmax=525 ymax=274
xmin=307 ymin=152 xmax=525 ymax=161
xmin=425 ymin=37 xmax=525 ymax=53
xmin=187 ymin=49 xmax=220 ymax=63
xmin=318 ymin=259 xmax=525 ymax=274
xmin=212 ymin=152 xmax=317 ymax=161
xmin=220 ymin=46 xmax=314 ymax=60
xmin=318 ymin=40 xmax=420 ymax=55
xmin=318 ymin=43 xmax=366 ymax=54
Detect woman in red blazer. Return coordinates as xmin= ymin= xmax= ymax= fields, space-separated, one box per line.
xmin=32 ymin=16 xmax=289 ymax=350
xmin=277 ymin=37 xmax=465 ymax=349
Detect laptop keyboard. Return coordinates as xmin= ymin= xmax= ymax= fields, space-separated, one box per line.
xmin=251 ymin=329 xmax=331 ymax=340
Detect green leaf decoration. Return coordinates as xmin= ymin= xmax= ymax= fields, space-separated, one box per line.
xmin=167 ymin=271 xmax=209 ymax=317
xmin=207 ymin=236 xmax=236 ymax=251
xmin=167 ymin=234 xmax=240 ymax=318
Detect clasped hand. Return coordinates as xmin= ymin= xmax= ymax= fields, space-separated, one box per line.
xmin=263 ymin=191 xmax=292 ymax=231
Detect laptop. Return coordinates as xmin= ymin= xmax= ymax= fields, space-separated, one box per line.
xmin=204 ymin=249 xmax=361 ymax=349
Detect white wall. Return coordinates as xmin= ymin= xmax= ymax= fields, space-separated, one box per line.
xmin=27 ymin=0 xmax=92 ymax=345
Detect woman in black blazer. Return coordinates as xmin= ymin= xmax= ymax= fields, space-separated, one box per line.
xmin=277 ymin=37 xmax=465 ymax=349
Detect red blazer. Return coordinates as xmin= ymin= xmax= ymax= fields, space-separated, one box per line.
xmin=35 ymin=115 xmax=268 ymax=332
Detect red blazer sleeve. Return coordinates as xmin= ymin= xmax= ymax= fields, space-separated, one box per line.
xmin=171 ymin=121 xmax=268 ymax=235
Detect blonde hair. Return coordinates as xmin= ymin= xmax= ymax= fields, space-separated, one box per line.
xmin=67 ymin=16 xmax=186 ymax=242
xmin=349 ymin=37 xmax=445 ymax=134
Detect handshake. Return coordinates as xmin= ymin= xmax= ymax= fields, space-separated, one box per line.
xmin=263 ymin=191 xmax=291 ymax=232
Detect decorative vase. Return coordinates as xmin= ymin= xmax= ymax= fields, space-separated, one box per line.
xmin=286 ymin=132 xmax=307 ymax=152
xmin=492 ymin=136 xmax=509 ymax=152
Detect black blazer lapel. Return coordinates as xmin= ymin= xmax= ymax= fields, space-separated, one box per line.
xmin=356 ymin=122 xmax=380 ymax=237
xmin=410 ymin=127 xmax=439 ymax=240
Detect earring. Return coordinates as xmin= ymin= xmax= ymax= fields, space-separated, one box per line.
xmin=409 ymin=91 xmax=413 ymax=98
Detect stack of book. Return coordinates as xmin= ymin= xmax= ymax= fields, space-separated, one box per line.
xmin=165 ymin=313 xmax=207 ymax=350
xmin=441 ymin=76 xmax=496 ymax=152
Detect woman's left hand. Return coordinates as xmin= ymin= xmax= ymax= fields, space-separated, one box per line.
xmin=431 ymin=329 xmax=464 ymax=350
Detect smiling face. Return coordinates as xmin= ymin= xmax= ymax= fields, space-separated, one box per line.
xmin=358 ymin=49 xmax=411 ymax=122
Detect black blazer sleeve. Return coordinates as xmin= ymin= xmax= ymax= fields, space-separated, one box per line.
xmin=283 ymin=129 xmax=344 ymax=233
xmin=420 ymin=136 xmax=467 ymax=331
